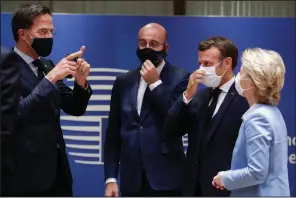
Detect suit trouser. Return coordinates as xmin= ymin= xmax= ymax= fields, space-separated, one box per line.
xmin=121 ymin=169 xmax=181 ymax=197
xmin=19 ymin=147 xmax=73 ymax=197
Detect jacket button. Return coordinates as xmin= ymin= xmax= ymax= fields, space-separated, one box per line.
xmin=137 ymin=148 xmax=141 ymax=152
xmin=139 ymin=126 xmax=143 ymax=131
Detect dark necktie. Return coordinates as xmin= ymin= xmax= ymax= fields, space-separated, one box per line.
xmin=140 ymin=86 xmax=151 ymax=117
xmin=198 ymin=88 xmax=222 ymax=157
xmin=206 ymin=88 xmax=222 ymax=123
xmin=32 ymin=59 xmax=44 ymax=81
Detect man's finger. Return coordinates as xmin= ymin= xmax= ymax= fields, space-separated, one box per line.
xmin=77 ymin=58 xmax=84 ymax=65
xmin=140 ymin=70 xmax=145 ymax=76
xmin=67 ymin=65 xmax=77 ymax=72
xmin=143 ymin=62 xmax=150 ymax=70
xmin=80 ymin=45 xmax=86 ymax=53
xmin=65 ymin=60 xmax=77 ymax=66
xmin=141 ymin=65 xmax=148 ymax=73
xmin=145 ymin=60 xmax=154 ymax=67
xmin=66 ymin=50 xmax=83 ymax=61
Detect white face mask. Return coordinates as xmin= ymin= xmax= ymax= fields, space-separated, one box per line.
xmin=235 ymin=72 xmax=252 ymax=96
xmin=199 ymin=59 xmax=227 ymax=88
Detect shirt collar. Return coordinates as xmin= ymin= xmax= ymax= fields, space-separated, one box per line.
xmin=14 ymin=47 xmax=36 ymax=65
xmin=156 ymin=59 xmax=165 ymax=74
xmin=217 ymin=76 xmax=235 ymax=93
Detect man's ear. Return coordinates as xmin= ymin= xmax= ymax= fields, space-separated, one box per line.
xmin=18 ymin=29 xmax=26 ymax=41
xmin=224 ymin=57 xmax=232 ymax=69
xmin=164 ymin=43 xmax=169 ymax=52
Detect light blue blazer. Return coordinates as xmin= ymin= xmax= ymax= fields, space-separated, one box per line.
xmin=221 ymin=103 xmax=290 ymax=196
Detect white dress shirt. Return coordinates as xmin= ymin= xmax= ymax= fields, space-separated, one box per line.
xmin=137 ymin=60 xmax=165 ymax=115
xmin=14 ymin=47 xmax=39 ymax=76
xmin=183 ymin=76 xmax=235 ymax=117
xmin=105 ymin=60 xmax=165 ymax=184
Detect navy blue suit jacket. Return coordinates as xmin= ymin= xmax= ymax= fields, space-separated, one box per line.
xmin=104 ymin=61 xmax=190 ymax=193
xmin=1 ymin=48 xmax=20 ymax=196
xmin=164 ymin=83 xmax=249 ymax=196
xmin=4 ymin=50 xmax=92 ymax=194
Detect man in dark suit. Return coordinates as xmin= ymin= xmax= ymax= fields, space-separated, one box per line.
xmin=2 ymin=4 xmax=92 ymax=196
xmin=1 ymin=46 xmax=9 ymax=61
xmin=164 ymin=37 xmax=249 ymax=196
xmin=1 ymin=46 xmax=20 ymax=196
xmin=104 ymin=23 xmax=190 ymax=197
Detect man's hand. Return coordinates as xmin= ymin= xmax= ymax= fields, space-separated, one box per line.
xmin=140 ymin=60 xmax=160 ymax=85
xmin=46 ymin=47 xmax=84 ymax=84
xmin=74 ymin=46 xmax=90 ymax=88
xmin=105 ymin=182 xmax=119 ymax=197
xmin=212 ymin=172 xmax=225 ymax=190
xmin=184 ymin=69 xmax=206 ymax=100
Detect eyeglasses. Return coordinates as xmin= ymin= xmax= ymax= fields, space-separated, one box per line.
xmin=138 ymin=40 xmax=164 ymax=50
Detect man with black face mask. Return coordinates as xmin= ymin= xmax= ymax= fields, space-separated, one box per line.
xmin=1 ymin=4 xmax=92 ymax=196
xmin=104 ymin=23 xmax=190 ymax=197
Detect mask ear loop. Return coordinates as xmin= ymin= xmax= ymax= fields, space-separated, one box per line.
xmin=215 ymin=58 xmax=228 ymax=77
xmin=24 ymin=31 xmax=34 ymax=46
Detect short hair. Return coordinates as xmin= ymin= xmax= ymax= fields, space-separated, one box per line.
xmin=11 ymin=4 xmax=52 ymax=42
xmin=242 ymin=48 xmax=285 ymax=105
xmin=198 ymin=36 xmax=238 ymax=70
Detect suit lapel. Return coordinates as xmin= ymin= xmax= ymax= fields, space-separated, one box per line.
xmin=203 ymin=83 xmax=237 ymax=147
xmin=129 ymin=68 xmax=141 ymax=123
xmin=15 ymin=52 xmax=39 ymax=88
xmin=196 ymin=88 xmax=213 ymax=143
xmin=140 ymin=62 xmax=170 ymax=123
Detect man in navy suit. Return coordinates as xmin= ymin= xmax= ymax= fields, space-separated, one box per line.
xmin=1 ymin=46 xmax=9 ymax=61
xmin=104 ymin=23 xmax=190 ymax=197
xmin=2 ymin=4 xmax=92 ymax=196
xmin=1 ymin=45 xmax=20 ymax=196
xmin=164 ymin=37 xmax=249 ymax=196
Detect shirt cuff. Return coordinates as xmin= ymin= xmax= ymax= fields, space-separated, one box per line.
xmin=149 ymin=80 xmax=162 ymax=91
xmin=84 ymin=82 xmax=89 ymax=90
xmin=183 ymin=91 xmax=193 ymax=105
xmin=105 ymin=178 xmax=117 ymax=184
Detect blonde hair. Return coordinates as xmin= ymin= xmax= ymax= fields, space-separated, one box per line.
xmin=241 ymin=48 xmax=285 ymax=105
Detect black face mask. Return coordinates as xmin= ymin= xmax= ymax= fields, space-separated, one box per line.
xmin=136 ymin=47 xmax=167 ymax=67
xmin=31 ymin=37 xmax=53 ymax=57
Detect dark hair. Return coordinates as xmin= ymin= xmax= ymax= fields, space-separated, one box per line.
xmin=11 ymin=4 xmax=52 ymax=42
xmin=198 ymin=36 xmax=238 ymax=70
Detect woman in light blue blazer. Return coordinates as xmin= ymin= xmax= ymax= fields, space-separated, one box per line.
xmin=212 ymin=48 xmax=290 ymax=196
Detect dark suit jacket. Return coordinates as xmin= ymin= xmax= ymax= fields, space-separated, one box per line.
xmin=1 ymin=46 xmax=9 ymax=61
xmin=3 ymin=50 xmax=92 ymax=194
xmin=104 ymin=61 xmax=190 ymax=194
xmin=0 ymin=49 xmax=20 ymax=196
xmin=164 ymin=83 xmax=249 ymax=196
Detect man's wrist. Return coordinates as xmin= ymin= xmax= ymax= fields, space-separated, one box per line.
xmin=148 ymin=78 xmax=160 ymax=85
xmin=184 ymin=90 xmax=193 ymax=101
xmin=218 ymin=171 xmax=226 ymax=186
xmin=46 ymin=72 xmax=57 ymax=84
xmin=76 ymin=80 xmax=87 ymax=89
